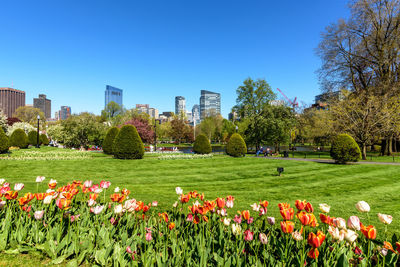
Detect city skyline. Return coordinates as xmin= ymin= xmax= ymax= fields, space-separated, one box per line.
xmin=1 ymin=0 xmax=350 ymax=117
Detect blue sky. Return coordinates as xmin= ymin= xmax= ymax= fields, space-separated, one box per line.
xmin=0 ymin=0 xmax=349 ymax=118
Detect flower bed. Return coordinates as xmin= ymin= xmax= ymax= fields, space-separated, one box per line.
xmin=0 ymin=151 xmax=92 ymax=160
xmin=158 ymin=154 xmax=213 ymax=160
xmin=0 ymin=178 xmax=398 ymax=266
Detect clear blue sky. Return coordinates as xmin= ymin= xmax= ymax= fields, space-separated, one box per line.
xmin=1 ymin=0 xmax=349 ymax=118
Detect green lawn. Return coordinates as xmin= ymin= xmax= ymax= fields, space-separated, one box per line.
xmin=1 ymin=147 xmax=399 ymax=235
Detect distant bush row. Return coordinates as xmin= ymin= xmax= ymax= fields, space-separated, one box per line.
xmin=0 ymin=128 xmax=50 ymax=153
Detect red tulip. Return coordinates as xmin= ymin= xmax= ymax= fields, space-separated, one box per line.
xmin=180 ymin=194 xmax=191 ymax=203
xmin=305 ymin=202 xmax=314 ymax=213
xmin=216 ymin=198 xmax=226 ymax=209
xmin=360 ymin=224 xmax=377 ymax=240
xmin=395 ymin=242 xmax=400 ymax=254
xmin=297 ymin=211 xmax=317 ymax=227
xmin=158 ymin=212 xmax=169 ymax=223
xmin=259 ymin=200 xmax=269 ymax=208
xmin=35 ymin=193 xmax=45 ymax=200
xmin=244 ymin=230 xmax=254 ymax=241
xmin=319 ymin=213 xmax=335 ymax=226
xmin=295 ymin=200 xmax=306 ymax=211
xmin=307 ymin=248 xmax=319 ymax=259
xmin=280 ymin=221 xmax=294 ymax=234
xmin=4 ymin=191 xmax=18 ymax=200
xmin=280 ymin=208 xmax=294 ymax=220
xmin=307 ymin=231 xmax=325 ymax=248
xmin=168 ymin=222 xmax=175 ymax=230
xmin=278 ymin=202 xmax=290 ymax=210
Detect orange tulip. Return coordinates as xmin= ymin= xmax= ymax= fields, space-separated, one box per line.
xmin=110 ymin=193 xmax=125 ymax=203
xmin=278 ymin=202 xmax=290 ymax=210
xmin=280 ymin=221 xmax=294 ymax=233
xmin=35 ymin=193 xmax=45 ymax=201
xmin=305 ymin=202 xmax=314 ymax=213
xmin=297 ymin=211 xmax=318 ymax=227
xmin=180 ymin=194 xmax=191 ymax=203
xmin=216 ymin=198 xmax=226 ymax=209
xmin=70 ymin=188 xmax=79 ymax=196
xmin=259 ymin=200 xmax=269 ymax=208
xmin=24 ymin=193 xmax=35 ymax=201
xmin=280 ymin=208 xmax=294 ymax=220
xmin=204 ymin=200 xmax=216 ymax=211
xmin=319 ymin=213 xmax=334 ymax=226
xmin=295 ymin=200 xmax=306 ymax=211
xmin=360 ymin=224 xmax=377 ymax=240
xmin=396 ymin=242 xmax=400 ymax=254
xmin=190 ymin=191 xmax=199 ymax=198
xmin=143 ymin=205 xmax=150 ymax=213
xmin=168 ymin=222 xmax=175 ymax=230
xmin=56 ymin=198 xmax=71 ymax=210
xmin=135 ymin=201 xmax=144 ymax=211
xmin=121 ymin=188 xmax=130 ymax=196
xmin=18 ymin=197 xmax=29 ymax=206
xmin=158 ymin=212 xmax=169 ymax=223
xmin=383 ymin=241 xmax=396 ymax=253
xmin=4 ymin=191 xmax=18 ymax=200
xmin=202 ymin=216 xmax=209 ymax=222
xmin=62 ymin=192 xmax=74 ymax=200
xmin=90 ymin=193 xmax=98 ymax=200
xmin=241 ymin=210 xmax=250 ymax=220
xmin=307 ymin=248 xmax=319 ymax=259
xmin=193 ymin=215 xmax=200 ymax=224
xmin=307 ymin=231 xmax=325 ymax=248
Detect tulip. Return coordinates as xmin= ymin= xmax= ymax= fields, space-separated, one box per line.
xmin=124 ymin=199 xmax=138 ymax=212
xmin=146 ymin=232 xmax=152 ymax=241
xmin=308 ymin=231 xmax=325 ymax=248
xmin=114 ymin=204 xmax=124 ymax=215
xmin=297 ymin=211 xmax=314 ymax=226
xmin=0 ymin=201 xmax=6 ymax=209
xmin=91 ymin=205 xmax=104 ymax=215
xmin=319 ymin=203 xmax=330 ymax=213
xmin=126 ymin=246 xmax=133 ymax=254
xmin=307 ymin=248 xmax=319 ymax=259
xmin=216 ymin=198 xmax=226 ymax=209
xmin=267 ymin=217 xmax=275 ymax=225
xmin=3 ymin=182 xmax=9 ymax=187
xmin=305 ymin=202 xmax=314 ymax=213
xmin=152 ymin=201 xmax=158 ymax=207
xmin=241 ymin=210 xmax=250 ymax=221
xmin=233 ymin=215 xmax=242 ymax=224
xmin=110 ymin=217 xmax=118 ymax=225
xmin=43 ymin=195 xmax=52 ymax=204
xmin=347 ymin=216 xmax=361 ymax=230
xmin=292 ymin=230 xmax=303 ymax=241
xmin=159 ymin=212 xmax=169 ymax=223
xmin=231 ymin=224 xmax=241 ymax=236
xmin=186 ymin=214 xmax=193 ymax=222
xmin=100 ymin=180 xmax=111 ymax=189
xmin=377 ymin=213 xmax=392 ymax=225
xmin=114 ymin=187 xmax=120 ymax=193
xmin=83 ymin=180 xmax=93 ymax=188
xmin=333 ymin=217 xmax=346 ymax=229
xmin=180 ymin=194 xmax=190 ymax=203
xmin=259 ymin=200 xmax=269 ymax=208
xmin=295 ymin=199 xmax=306 ymax=211
xmin=383 ymin=241 xmax=396 ymax=253
xmin=87 ymin=199 xmax=96 ymax=207
xmin=355 ymin=201 xmax=370 ymax=213
xmin=247 ymin=217 xmax=254 ymax=224
xmin=168 ymin=222 xmax=175 ymax=230
xmin=36 ymin=176 xmax=45 ymax=183
xmin=280 ymin=208 xmax=294 ymax=220
xmin=0 ymin=179 xmax=5 ymax=185
xmin=223 ymin=218 xmax=231 ymax=226
xmin=259 ymin=233 xmax=268 ymax=244
xmin=4 ymin=191 xmax=18 ymax=200
xmin=244 ymin=230 xmax=254 ymax=241
xmin=250 ymin=203 xmax=260 ymax=212
xmin=48 ymin=179 xmax=57 ymax=189
xmin=226 ymin=195 xmax=234 ymax=208
xmin=396 ymin=242 xmax=400 ymax=254
xmin=259 ymin=207 xmax=267 ymax=216
xmin=121 ymin=188 xmax=130 ymax=196
xmin=217 ymin=208 xmax=227 ymax=217
xmin=360 ymin=224 xmax=377 ymax=240
xmin=14 ymin=183 xmax=24 ymax=191
xmin=280 ymin=221 xmax=294 ymax=234
xmin=328 ymin=226 xmax=344 ymax=242
xmin=56 ymin=198 xmax=71 ymax=210
xmin=175 ymin=187 xmax=183 ymax=195
xmin=34 ymin=210 xmax=44 ymax=220
xmin=278 ymin=202 xmax=290 ymax=210
xmin=343 ymin=229 xmax=358 ymax=243
xmin=319 ymin=213 xmax=334 ymax=226
xmin=70 ymin=214 xmax=80 ymax=222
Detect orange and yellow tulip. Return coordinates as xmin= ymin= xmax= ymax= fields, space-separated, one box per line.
xmin=216 ymin=198 xmax=226 ymax=209
xmin=35 ymin=193 xmax=46 ymax=201
xmin=168 ymin=222 xmax=175 ymax=230
xmin=305 ymin=202 xmax=314 ymax=213
xmin=295 ymin=200 xmax=306 ymax=211
xmin=360 ymin=224 xmax=377 ymax=240
xmin=280 ymin=221 xmax=294 ymax=233
xmin=241 ymin=210 xmax=250 ymax=221
xmin=4 ymin=191 xmax=18 ymax=200
xmin=307 ymin=231 xmax=325 ymax=248
xmin=259 ymin=200 xmax=269 ymax=208
xmin=56 ymin=198 xmax=71 ymax=210
xmin=158 ymin=212 xmax=169 ymax=223
xmin=278 ymin=202 xmax=290 ymax=210
xmin=280 ymin=208 xmax=294 ymax=220
xmin=307 ymin=248 xmax=319 ymax=259
xmin=297 ymin=211 xmax=318 ymax=227
xmin=180 ymin=194 xmax=191 ymax=203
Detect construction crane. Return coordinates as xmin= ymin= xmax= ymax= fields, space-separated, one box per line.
xmin=276 ymin=88 xmax=298 ymax=109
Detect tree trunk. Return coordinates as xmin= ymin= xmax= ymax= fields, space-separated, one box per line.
xmin=381 ymin=139 xmax=386 ymax=156
xmin=361 ymin=143 xmax=367 ymax=160
xmin=275 ymin=143 xmax=280 ymax=153
xmin=392 ymin=138 xmax=397 ymax=153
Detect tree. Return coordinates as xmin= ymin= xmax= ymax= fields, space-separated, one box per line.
xmin=13 ymin=106 xmax=45 ymax=125
xmin=169 ymin=117 xmax=193 ymax=144
xmin=330 ymin=134 xmax=362 ymax=164
xmin=193 ymin=134 xmax=212 ymax=154
xmin=297 ymin=108 xmax=334 ymax=145
xmin=0 ymin=128 xmax=9 ymax=153
xmin=226 ymin=133 xmax=247 ymax=157
xmin=113 ymin=125 xmax=144 ymax=159
xmin=234 ymin=78 xmax=276 ymax=150
xmin=103 ymin=127 xmax=120 ymax=154
xmin=7 ymin=122 xmax=35 ymax=136
xmin=124 ymin=118 xmax=154 ymax=144
xmin=28 ymin=130 xmax=41 ymax=146
xmin=10 ymin=128 xmax=28 ymax=148
xmin=47 ymin=124 xmax=66 ymax=144
xmin=0 ymin=110 xmax=7 ymax=132
xmin=62 ymin=113 xmax=106 ymax=148
xmin=101 ymin=101 xmax=124 ymax=120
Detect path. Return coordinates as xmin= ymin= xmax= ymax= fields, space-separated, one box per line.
xmin=261 ymin=156 xmax=400 ymax=165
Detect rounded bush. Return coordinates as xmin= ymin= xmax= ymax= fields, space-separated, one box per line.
xmin=113 ymin=125 xmax=144 ymax=159
xmin=28 ymin=130 xmax=41 ymax=146
xmin=330 ymin=134 xmax=361 ymax=164
xmin=10 ymin=129 xmax=28 ymax=149
xmin=0 ymin=128 xmax=9 ymax=153
xmin=41 ymin=134 xmax=49 ymax=145
xmin=193 ymin=134 xmax=212 ymax=154
xmin=103 ymin=127 xmax=120 ymax=155
xmin=226 ymin=133 xmax=247 ymax=157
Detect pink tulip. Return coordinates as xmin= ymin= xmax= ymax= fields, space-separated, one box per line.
xmin=152 ymin=201 xmax=158 ymax=207
xmin=71 ymin=214 xmax=80 ymax=222
xmin=247 ymin=217 xmax=254 ymax=224
xmin=34 ymin=210 xmax=44 ymax=220
xmin=244 ymin=230 xmax=254 ymax=241
xmin=36 ymin=176 xmax=45 ymax=183
xmin=347 ymin=216 xmax=361 ymax=231
xmin=233 ymin=215 xmax=242 ymax=224
xmin=83 ymin=180 xmax=93 ymax=188
xmin=100 ymin=180 xmax=111 ymax=189
xmin=267 ymin=217 xmax=275 ymax=225
xmin=146 ymin=232 xmax=152 ymax=241
xmin=186 ymin=214 xmax=193 ymax=222
xmin=14 ymin=183 xmax=24 ymax=191
xmin=126 ymin=246 xmax=132 ymax=254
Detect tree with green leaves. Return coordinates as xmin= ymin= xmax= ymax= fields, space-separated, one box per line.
xmin=13 ymin=106 xmax=45 ymax=125
xmin=101 ymin=101 xmax=124 ymax=121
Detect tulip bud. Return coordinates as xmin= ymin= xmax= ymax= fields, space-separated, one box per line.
xmin=175 ymin=187 xmax=183 ymax=195
xmin=292 ymin=231 xmax=303 ymax=241
xmin=377 ymin=213 xmax=392 ymax=225
xmin=355 ymin=201 xmax=370 ymax=213
xmin=319 ymin=203 xmax=330 ymax=213
xmin=259 ymin=233 xmax=268 ymax=244
xmin=223 ymin=218 xmax=231 ymax=226
xmin=343 ymin=229 xmax=358 ymax=243
xmin=347 ymin=216 xmax=361 ymax=231
xmin=34 ymin=210 xmax=45 ymax=220
xmin=43 ymin=195 xmax=52 ymax=205
xmin=267 ymin=217 xmax=275 ymax=225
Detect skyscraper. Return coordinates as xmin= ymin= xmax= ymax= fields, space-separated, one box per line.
xmin=105 ymin=85 xmax=123 ymax=108
xmin=175 ymin=96 xmax=186 ymax=116
xmin=199 ymin=90 xmax=221 ymax=120
xmin=0 ymin=87 xmax=25 ymax=118
xmin=33 ymin=94 xmax=51 ymax=118
xmin=192 ymin=104 xmax=200 ymax=125
xmin=60 ymin=106 xmax=71 ymax=120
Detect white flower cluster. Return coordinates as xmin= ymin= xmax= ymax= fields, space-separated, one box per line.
xmin=0 ymin=151 xmax=92 ymax=160
xmin=158 ymin=154 xmax=213 ymax=160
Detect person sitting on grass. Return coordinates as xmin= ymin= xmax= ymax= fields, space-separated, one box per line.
xmin=264 ymin=147 xmax=271 ymax=157
xmin=256 ymin=146 xmax=264 ymax=157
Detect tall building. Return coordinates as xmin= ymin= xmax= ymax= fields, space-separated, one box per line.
xmin=199 ymin=90 xmax=221 ymax=120
xmin=105 ymin=85 xmax=123 ymax=108
xmin=33 ymin=94 xmax=51 ymax=118
xmin=175 ymin=96 xmax=186 ymax=116
xmin=135 ymin=104 xmax=159 ymax=119
xmin=60 ymin=106 xmax=71 ymax=120
xmin=0 ymin=87 xmax=25 ymax=118
xmin=192 ymin=104 xmax=200 ymax=125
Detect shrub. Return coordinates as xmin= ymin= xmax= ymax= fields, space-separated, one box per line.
xmin=193 ymin=134 xmax=212 ymax=154
xmin=10 ymin=128 xmax=28 ymax=149
xmin=28 ymin=130 xmax=41 ymax=146
xmin=103 ymin=127 xmax=120 ymax=155
xmin=330 ymin=134 xmax=361 ymax=164
xmin=41 ymin=134 xmax=49 ymax=145
xmin=0 ymin=128 xmax=9 ymax=153
xmin=226 ymin=133 xmax=247 ymax=157
xmin=113 ymin=125 xmax=144 ymax=159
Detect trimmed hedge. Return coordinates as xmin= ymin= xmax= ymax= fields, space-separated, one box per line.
xmin=113 ymin=125 xmax=144 ymax=159
xmin=103 ymin=127 xmax=119 ymax=155
xmin=226 ymin=133 xmax=247 ymax=157
xmin=0 ymin=128 xmax=9 ymax=153
xmin=28 ymin=130 xmax=41 ymax=146
xmin=41 ymin=134 xmax=49 ymax=145
xmin=330 ymin=133 xmax=361 ymax=164
xmin=10 ymin=129 xmax=28 ymax=149
xmin=193 ymin=134 xmax=212 ymax=154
